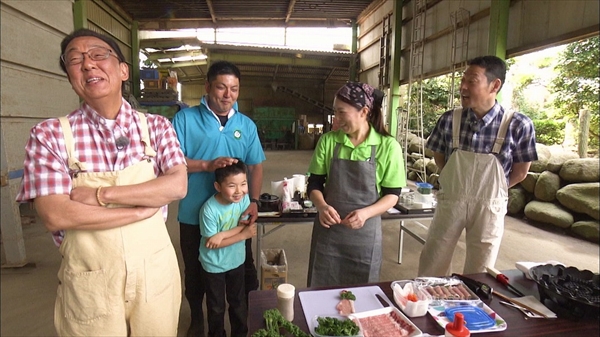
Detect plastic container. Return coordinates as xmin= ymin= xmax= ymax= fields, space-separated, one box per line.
xmin=391 ymin=281 xmax=431 ymax=317
xmin=445 ymin=306 xmax=494 ymax=331
xmin=140 ymin=68 xmax=159 ymax=80
xmin=416 ymin=182 xmax=433 ymax=194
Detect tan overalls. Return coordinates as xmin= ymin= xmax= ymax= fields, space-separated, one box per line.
xmin=55 ymin=113 xmax=181 ymax=336
xmin=418 ymin=108 xmax=513 ymax=276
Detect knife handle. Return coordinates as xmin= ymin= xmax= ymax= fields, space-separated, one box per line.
xmin=376 ymin=293 xmax=392 ymax=307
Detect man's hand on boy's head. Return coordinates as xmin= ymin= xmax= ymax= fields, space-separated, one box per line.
xmin=207 ymin=157 xmax=238 ymax=172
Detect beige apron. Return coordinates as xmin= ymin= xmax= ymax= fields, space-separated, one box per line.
xmin=418 ymin=108 xmax=513 ymax=276
xmin=54 ymin=113 xmax=181 ymax=336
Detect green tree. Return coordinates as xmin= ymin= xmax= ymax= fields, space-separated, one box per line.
xmin=551 ymin=36 xmax=599 ymax=148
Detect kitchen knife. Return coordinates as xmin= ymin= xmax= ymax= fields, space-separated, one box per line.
xmin=486 ymin=266 xmax=526 ymax=297
xmin=375 ymin=293 xmax=392 ymax=307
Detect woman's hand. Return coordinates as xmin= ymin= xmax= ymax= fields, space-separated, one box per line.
xmin=341 ymin=209 xmax=369 ymax=229
xmin=317 ymin=204 xmax=341 ymax=228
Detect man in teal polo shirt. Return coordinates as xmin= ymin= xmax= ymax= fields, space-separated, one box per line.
xmin=172 ymin=61 xmax=265 ymax=337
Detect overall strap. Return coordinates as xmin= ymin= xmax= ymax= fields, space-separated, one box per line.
xmin=451 ymin=107 xmax=463 ymax=150
xmin=492 ymin=109 xmax=515 ymax=154
xmin=136 ymin=111 xmax=157 ymax=157
xmin=58 ymin=117 xmax=87 ymax=172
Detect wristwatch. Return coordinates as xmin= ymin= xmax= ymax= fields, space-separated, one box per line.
xmin=250 ymin=198 xmax=261 ymax=206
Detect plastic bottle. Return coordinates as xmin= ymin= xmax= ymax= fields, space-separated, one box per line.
xmin=282 ymin=178 xmax=291 ymax=211
xmin=445 ymin=312 xmax=470 ymax=337
xmin=276 ymin=283 xmax=295 ymax=321
xmin=282 ymin=178 xmax=291 ymax=202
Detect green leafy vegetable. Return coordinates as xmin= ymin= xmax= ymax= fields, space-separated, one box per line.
xmin=340 ymin=290 xmax=356 ymax=301
xmin=252 ymin=308 xmax=310 ymax=337
xmin=314 ymin=316 xmax=360 ymax=337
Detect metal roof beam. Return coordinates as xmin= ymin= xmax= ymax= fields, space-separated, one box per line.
xmin=140 ymin=38 xmax=201 ymax=49
xmin=157 ymin=60 xmax=208 ymax=68
xmin=285 ymin=0 xmax=297 ymax=23
xmin=208 ymin=52 xmax=349 ymax=68
xmin=138 ymin=18 xmax=352 ymax=30
xmin=146 ymin=50 xmax=206 ymax=61
xmin=206 ymin=0 xmax=217 ymax=24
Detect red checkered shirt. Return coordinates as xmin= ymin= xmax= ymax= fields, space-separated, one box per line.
xmin=16 ymin=99 xmax=186 ymax=246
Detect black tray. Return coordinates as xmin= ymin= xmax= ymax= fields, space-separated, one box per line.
xmin=281 ymin=209 xmax=317 ymax=218
xmin=394 ymin=202 xmax=435 ymax=214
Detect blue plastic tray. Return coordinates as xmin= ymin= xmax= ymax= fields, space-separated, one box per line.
xmin=445 ymin=305 xmax=496 ymax=331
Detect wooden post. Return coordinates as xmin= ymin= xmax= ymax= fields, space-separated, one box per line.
xmin=578 ymin=109 xmax=590 ymax=158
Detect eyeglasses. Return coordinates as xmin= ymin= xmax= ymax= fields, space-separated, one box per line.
xmin=61 ymin=47 xmax=118 ymax=66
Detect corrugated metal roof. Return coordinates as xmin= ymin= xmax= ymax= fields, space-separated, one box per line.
xmin=113 ymin=0 xmax=377 ymax=28
xmin=113 ymin=0 xmax=380 ymax=84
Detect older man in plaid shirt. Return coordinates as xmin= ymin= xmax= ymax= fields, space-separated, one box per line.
xmin=418 ymin=55 xmax=537 ymax=277
xmin=16 ymin=28 xmax=187 ymax=336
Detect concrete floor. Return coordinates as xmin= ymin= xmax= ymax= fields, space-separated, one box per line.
xmin=1 ymin=150 xmax=598 ymax=337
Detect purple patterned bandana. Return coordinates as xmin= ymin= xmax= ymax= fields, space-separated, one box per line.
xmin=336 ymin=82 xmax=375 ymax=110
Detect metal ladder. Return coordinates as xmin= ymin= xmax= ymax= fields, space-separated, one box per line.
xmin=399 ymin=0 xmax=428 ymax=183
xmin=448 ymin=8 xmax=470 ymax=108
xmin=379 ymin=14 xmax=392 ymax=89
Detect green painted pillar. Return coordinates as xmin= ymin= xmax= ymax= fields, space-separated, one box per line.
xmin=388 ymin=0 xmax=403 ymax=138
xmin=488 ymin=0 xmax=510 ymax=101
xmin=73 ymin=0 xmax=87 ymax=30
xmin=350 ymin=20 xmax=358 ymax=81
xmin=488 ymin=0 xmax=510 ymax=59
xmin=131 ymin=21 xmax=140 ymax=99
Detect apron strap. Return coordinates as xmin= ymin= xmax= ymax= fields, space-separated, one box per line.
xmin=491 ymin=109 xmax=515 ymax=154
xmin=451 ymin=107 xmax=463 ymax=150
xmin=369 ymin=145 xmax=376 ymax=162
xmin=58 ymin=116 xmax=87 ymax=172
xmin=136 ymin=111 xmax=157 ymax=157
xmin=333 ymin=142 xmax=341 ymax=159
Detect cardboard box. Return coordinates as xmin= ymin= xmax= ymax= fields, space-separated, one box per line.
xmin=261 ymin=249 xmax=288 ymax=290
xmin=143 ymin=79 xmax=160 ymax=89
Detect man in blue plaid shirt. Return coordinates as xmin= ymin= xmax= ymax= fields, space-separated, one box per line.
xmin=418 ymin=55 xmax=537 ymax=277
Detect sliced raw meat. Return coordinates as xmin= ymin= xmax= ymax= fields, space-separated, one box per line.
xmin=336 ymin=298 xmax=355 ymax=316
xmin=356 ymin=311 xmax=416 ymax=337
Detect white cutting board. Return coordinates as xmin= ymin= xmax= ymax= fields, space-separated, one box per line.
xmin=298 ymin=286 xmax=392 ymax=335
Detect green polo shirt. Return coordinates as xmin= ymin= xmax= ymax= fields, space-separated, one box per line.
xmin=308 ymin=126 xmax=406 ymax=193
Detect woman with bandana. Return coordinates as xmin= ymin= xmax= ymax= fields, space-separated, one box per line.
xmin=306 ymin=82 xmax=406 ymax=287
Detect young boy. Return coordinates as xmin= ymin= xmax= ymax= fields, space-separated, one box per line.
xmin=199 ymin=160 xmax=257 ymax=337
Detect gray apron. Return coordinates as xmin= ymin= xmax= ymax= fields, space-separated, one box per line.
xmin=307 ymin=144 xmax=381 ymax=287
